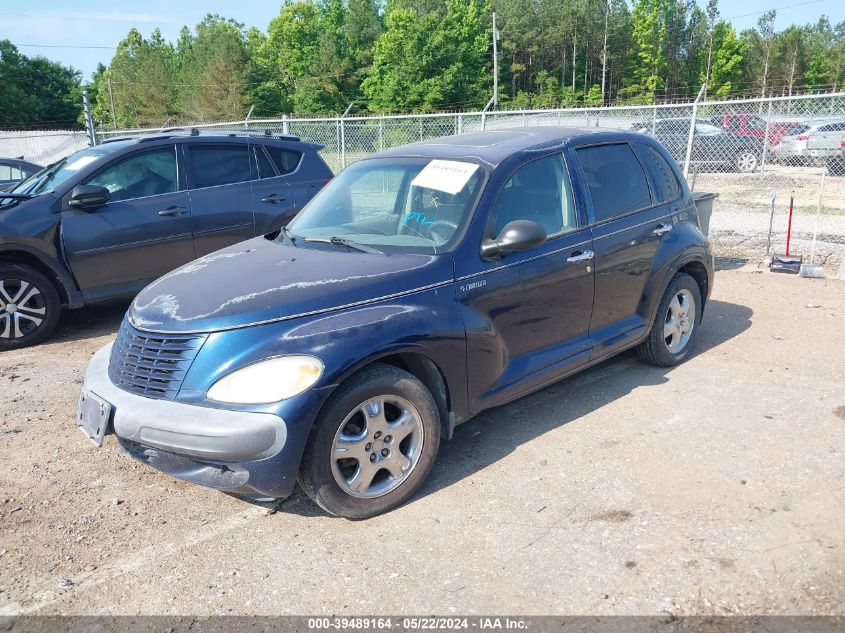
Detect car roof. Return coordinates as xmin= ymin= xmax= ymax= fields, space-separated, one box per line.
xmin=0 ymin=157 xmax=42 ymax=169
xmin=369 ymin=126 xmax=618 ymax=167
xmin=99 ymin=129 xmax=303 ymax=146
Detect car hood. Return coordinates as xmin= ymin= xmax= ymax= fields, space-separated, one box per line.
xmin=129 ymin=236 xmax=454 ymax=333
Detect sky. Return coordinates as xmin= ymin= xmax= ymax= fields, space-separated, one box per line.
xmin=1 ymin=0 xmax=844 ymax=81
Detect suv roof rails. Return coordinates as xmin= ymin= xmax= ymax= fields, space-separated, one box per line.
xmin=135 ymin=128 xmax=300 ymax=142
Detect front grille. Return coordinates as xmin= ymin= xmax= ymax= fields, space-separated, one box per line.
xmin=108 ymin=320 xmax=208 ymax=400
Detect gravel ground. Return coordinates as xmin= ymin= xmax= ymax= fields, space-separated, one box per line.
xmin=0 ymin=269 xmax=843 ymax=616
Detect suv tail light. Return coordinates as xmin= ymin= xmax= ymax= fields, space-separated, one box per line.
xmin=796 ymin=135 xmax=808 ymax=141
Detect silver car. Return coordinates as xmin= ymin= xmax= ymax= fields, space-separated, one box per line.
xmin=806 ymin=121 xmax=845 ymax=173
xmin=772 ymin=123 xmax=814 ymax=163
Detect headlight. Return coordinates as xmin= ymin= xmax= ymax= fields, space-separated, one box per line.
xmin=207 ymin=355 xmax=323 ymax=404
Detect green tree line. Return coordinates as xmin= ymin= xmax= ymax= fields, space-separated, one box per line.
xmin=3 ymin=0 xmax=845 ymax=129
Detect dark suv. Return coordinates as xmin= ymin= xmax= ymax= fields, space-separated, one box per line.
xmin=0 ymin=130 xmax=332 ymax=349
xmin=80 ymin=127 xmax=714 ymax=518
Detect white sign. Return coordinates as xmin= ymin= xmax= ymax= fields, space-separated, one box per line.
xmin=411 ymin=160 xmax=480 ymax=195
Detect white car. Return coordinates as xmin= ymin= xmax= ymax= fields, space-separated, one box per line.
xmin=771 ymin=123 xmax=816 ymax=163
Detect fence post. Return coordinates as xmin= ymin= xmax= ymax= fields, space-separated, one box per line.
xmin=282 ymin=114 xmax=290 ymax=135
xmin=683 ymin=83 xmax=707 ymax=180
xmin=82 ymin=90 xmax=97 ymax=146
xmin=457 ymin=113 xmax=463 ymax=135
xmin=379 ymin=116 xmax=385 ymax=151
xmin=419 ymin=118 xmax=423 ymax=141
xmin=340 ymin=118 xmax=346 ymax=169
xmin=760 ymin=99 xmax=773 ymax=172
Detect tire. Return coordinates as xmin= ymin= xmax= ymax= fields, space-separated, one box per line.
xmin=298 ymin=364 xmax=441 ymax=519
xmin=735 ymin=150 xmax=758 ymax=173
xmin=0 ymin=264 xmax=61 ymax=351
xmin=636 ymin=273 xmax=702 ymax=367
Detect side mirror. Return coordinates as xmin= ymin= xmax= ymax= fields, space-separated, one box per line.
xmin=480 ymin=219 xmax=546 ymax=259
xmin=69 ymin=184 xmax=110 ymax=209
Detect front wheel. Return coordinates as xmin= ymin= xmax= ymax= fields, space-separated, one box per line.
xmin=298 ymin=364 xmax=441 ymax=519
xmin=636 ymin=273 xmax=702 ymax=367
xmin=0 ymin=264 xmax=61 ymax=351
xmin=735 ymin=150 xmax=759 ymax=173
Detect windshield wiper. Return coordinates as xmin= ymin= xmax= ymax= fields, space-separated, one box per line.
xmin=281 ymin=225 xmax=297 ymax=245
xmin=303 ymin=236 xmax=383 ymax=254
xmin=0 ymin=193 xmax=33 ymax=199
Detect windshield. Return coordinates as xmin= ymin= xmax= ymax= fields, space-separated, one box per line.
xmin=11 ymin=147 xmax=110 ymax=196
xmin=286 ymin=157 xmax=486 ymax=254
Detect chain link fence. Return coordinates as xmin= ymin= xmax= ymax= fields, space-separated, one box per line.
xmin=0 ymin=130 xmax=89 ymax=168
xmin=91 ymin=93 xmax=845 ymax=271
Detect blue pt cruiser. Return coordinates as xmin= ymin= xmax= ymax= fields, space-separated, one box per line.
xmin=79 ymin=127 xmax=714 ymax=519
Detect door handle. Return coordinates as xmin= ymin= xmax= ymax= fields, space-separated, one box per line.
xmin=566 ymin=249 xmax=594 ymax=263
xmin=654 ymin=223 xmax=673 ymax=236
xmin=261 ymin=194 xmax=286 ymax=204
xmin=158 ymin=206 xmax=187 ymax=217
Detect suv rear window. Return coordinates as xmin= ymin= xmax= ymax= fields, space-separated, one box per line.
xmin=575 ymin=143 xmax=652 ymax=222
xmin=266 ymin=146 xmax=302 ymax=175
xmin=636 ymin=144 xmax=681 ymax=204
xmin=189 ymin=144 xmax=253 ymax=188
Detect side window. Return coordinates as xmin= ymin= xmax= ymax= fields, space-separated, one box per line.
xmin=266 ymin=146 xmax=303 ymax=175
xmin=189 ymin=144 xmax=252 ymax=189
xmin=636 ymin=144 xmax=681 ymax=204
xmin=575 ymin=143 xmax=652 ymax=222
xmin=487 ymin=154 xmax=576 ymax=239
xmin=85 ymin=147 xmax=177 ymax=202
xmin=253 ymin=147 xmax=277 ymax=179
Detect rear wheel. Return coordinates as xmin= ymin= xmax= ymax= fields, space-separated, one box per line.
xmin=0 ymin=264 xmax=61 ymax=351
xmin=298 ymin=364 xmax=441 ymax=519
xmin=636 ymin=273 xmax=702 ymax=367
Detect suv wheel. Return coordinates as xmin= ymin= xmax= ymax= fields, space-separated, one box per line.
xmin=636 ymin=273 xmax=702 ymax=367
xmin=0 ymin=264 xmax=61 ymax=351
xmin=298 ymin=364 xmax=441 ymax=519
xmin=735 ymin=150 xmax=758 ymax=173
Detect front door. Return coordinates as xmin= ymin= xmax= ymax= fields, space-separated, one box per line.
xmin=572 ymin=142 xmax=669 ymax=359
xmin=458 ymin=153 xmax=595 ymax=411
xmin=62 ymin=145 xmax=196 ymax=300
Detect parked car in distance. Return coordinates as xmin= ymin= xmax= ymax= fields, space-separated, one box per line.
xmin=805 ymin=122 xmax=845 ymax=175
xmin=709 ymin=113 xmax=793 ymax=147
xmin=769 ymin=122 xmax=815 ymax=163
xmin=632 ymin=118 xmax=763 ymax=173
xmin=0 ymin=157 xmax=41 ymax=191
xmin=79 ymin=127 xmax=714 ymax=519
xmin=0 ymin=129 xmax=332 ymax=349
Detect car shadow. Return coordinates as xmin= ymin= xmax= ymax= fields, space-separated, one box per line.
xmin=265 ymin=299 xmax=753 ymax=518
xmin=50 ymin=300 xmax=130 ymax=345
xmin=417 ymin=299 xmax=752 ymax=504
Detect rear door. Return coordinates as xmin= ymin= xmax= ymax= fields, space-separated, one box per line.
xmin=572 ymin=141 xmax=670 ymax=360
xmin=249 ymin=144 xmax=296 ymax=234
xmin=61 ymin=144 xmax=195 ymax=298
xmin=185 ymin=142 xmax=257 ymax=257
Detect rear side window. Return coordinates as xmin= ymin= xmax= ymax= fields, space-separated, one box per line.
xmin=189 ymin=144 xmax=253 ymax=188
xmin=636 ymin=144 xmax=681 ymax=204
xmin=819 ymin=122 xmax=845 ymax=132
xmin=0 ymin=165 xmax=23 ymax=180
xmin=253 ymin=147 xmax=277 ymax=179
xmin=575 ymin=143 xmax=652 ymax=222
xmin=85 ymin=147 xmax=177 ymax=202
xmin=266 ymin=146 xmax=302 ymax=175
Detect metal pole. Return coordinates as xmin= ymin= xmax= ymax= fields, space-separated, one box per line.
xmin=379 ymin=116 xmax=385 ymax=151
xmin=282 ymin=114 xmax=289 ymax=135
xmin=683 ymin=83 xmax=707 ymax=180
xmin=481 ymin=95 xmax=495 ymax=131
xmin=760 ymin=99 xmax=773 ymax=172
xmin=492 ymin=12 xmax=499 ymax=108
xmin=340 ymin=102 xmax=355 ymax=169
xmin=82 ymin=90 xmax=96 ymax=146
xmin=244 ymin=105 xmax=254 ymax=129
xmin=107 ymin=78 xmax=116 ymax=127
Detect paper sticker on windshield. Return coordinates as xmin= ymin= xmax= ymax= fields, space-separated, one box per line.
xmin=411 ymin=160 xmax=479 ymax=195
xmin=65 ymin=156 xmax=100 ymax=171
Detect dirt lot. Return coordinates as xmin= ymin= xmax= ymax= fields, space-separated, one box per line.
xmin=0 ymin=268 xmax=843 ymax=616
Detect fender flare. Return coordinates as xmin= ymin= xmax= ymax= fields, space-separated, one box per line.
xmin=646 ymin=248 xmax=712 ymax=328
xmin=0 ymin=244 xmax=83 ymax=308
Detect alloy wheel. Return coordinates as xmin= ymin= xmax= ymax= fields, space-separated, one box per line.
xmin=663 ymin=288 xmax=696 ymax=354
xmin=330 ymin=395 xmax=425 ymax=499
xmin=0 ymin=279 xmax=47 ymax=340
xmin=737 ymin=152 xmax=758 ymax=173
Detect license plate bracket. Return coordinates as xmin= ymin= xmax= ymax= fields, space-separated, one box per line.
xmin=77 ymin=389 xmax=112 ymax=447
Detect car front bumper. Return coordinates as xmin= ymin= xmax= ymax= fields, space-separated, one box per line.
xmin=80 ymin=343 xmax=299 ymax=499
